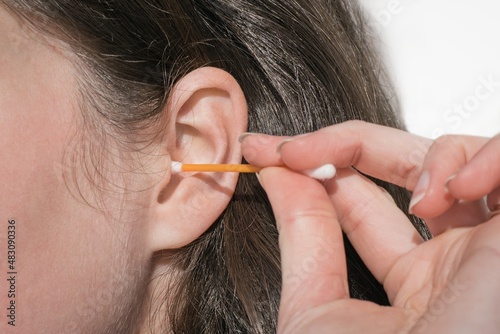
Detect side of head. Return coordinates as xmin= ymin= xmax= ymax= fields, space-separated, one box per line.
xmin=1 ymin=2 xmax=249 ymax=332
xmin=0 ymin=1 xmax=419 ymax=333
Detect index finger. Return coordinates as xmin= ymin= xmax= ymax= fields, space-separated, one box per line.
xmin=242 ymin=121 xmax=432 ymax=190
xmin=281 ymin=121 xmax=434 ymax=190
xmin=258 ymin=167 xmax=349 ymax=327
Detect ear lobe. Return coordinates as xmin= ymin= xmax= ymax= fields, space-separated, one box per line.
xmin=147 ymin=67 xmax=248 ymax=252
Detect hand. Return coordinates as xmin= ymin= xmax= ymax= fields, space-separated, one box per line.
xmin=241 ymin=121 xmax=500 ymax=333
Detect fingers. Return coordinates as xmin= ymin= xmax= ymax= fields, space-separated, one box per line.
xmin=242 ymin=121 xmax=432 ymax=190
xmin=239 ymin=133 xmax=288 ymax=166
xmin=487 ymin=187 xmax=500 ymax=213
xmin=423 ymin=199 xmax=489 ymax=236
xmin=325 ymin=168 xmax=423 ymax=283
xmin=240 ymin=122 xmax=492 ymax=223
xmin=409 ymin=135 xmax=489 ymax=218
xmin=447 ymin=134 xmax=500 ymax=202
xmin=242 ymin=122 xmax=497 ymax=236
xmin=257 ymin=167 xmax=349 ymax=323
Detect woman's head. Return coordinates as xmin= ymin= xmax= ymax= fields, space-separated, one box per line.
xmin=0 ymin=1 xmax=423 ymax=333
xmin=0 ymin=7 xmax=150 ymax=332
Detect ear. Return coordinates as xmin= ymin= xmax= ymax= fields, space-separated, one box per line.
xmin=147 ymin=67 xmax=248 ymax=252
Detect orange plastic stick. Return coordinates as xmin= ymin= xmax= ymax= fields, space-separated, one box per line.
xmin=180 ymin=163 xmax=262 ymax=173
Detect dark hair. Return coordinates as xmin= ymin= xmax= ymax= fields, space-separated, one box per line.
xmin=2 ymin=0 xmax=430 ymax=333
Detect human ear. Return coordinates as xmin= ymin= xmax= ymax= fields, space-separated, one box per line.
xmin=147 ymin=67 xmax=248 ymax=252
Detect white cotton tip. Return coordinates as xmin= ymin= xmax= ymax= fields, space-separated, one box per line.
xmin=171 ymin=161 xmax=183 ymax=173
xmin=302 ymin=164 xmax=336 ymax=180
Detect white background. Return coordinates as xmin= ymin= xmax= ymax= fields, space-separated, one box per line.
xmin=359 ymin=0 xmax=500 ymax=138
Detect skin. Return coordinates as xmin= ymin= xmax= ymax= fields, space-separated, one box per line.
xmin=0 ymin=7 xmax=247 ymax=332
xmin=0 ymin=7 xmax=151 ymax=333
xmin=242 ymin=121 xmax=500 ymax=333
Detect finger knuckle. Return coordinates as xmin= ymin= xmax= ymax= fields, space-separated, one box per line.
xmin=338 ymin=197 xmax=373 ymax=235
xmin=432 ymin=134 xmax=462 ymax=150
xmin=283 ymin=207 xmax=336 ymax=227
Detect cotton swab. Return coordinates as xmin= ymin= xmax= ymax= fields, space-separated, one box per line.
xmin=171 ymin=161 xmax=336 ymax=180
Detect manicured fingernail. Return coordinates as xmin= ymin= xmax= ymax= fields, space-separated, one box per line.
xmin=444 ymin=174 xmax=457 ymax=194
xmin=238 ymin=132 xmax=256 ymax=143
xmin=409 ymin=171 xmax=430 ymax=214
xmin=276 ymin=139 xmax=294 ymax=154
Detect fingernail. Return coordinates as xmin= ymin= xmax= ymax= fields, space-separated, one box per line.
xmin=409 ymin=171 xmax=430 ymax=214
xmin=444 ymin=174 xmax=457 ymax=194
xmin=276 ymin=139 xmax=294 ymax=154
xmin=238 ymin=132 xmax=256 ymax=143
xmin=378 ymin=186 xmax=395 ymax=203
xmin=255 ymin=173 xmax=263 ymax=187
